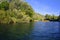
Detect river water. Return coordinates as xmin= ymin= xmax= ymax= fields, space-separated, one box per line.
xmin=0 ymin=21 xmax=60 ymax=40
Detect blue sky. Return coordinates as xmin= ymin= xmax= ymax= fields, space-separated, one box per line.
xmin=25 ymin=0 xmax=60 ymax=16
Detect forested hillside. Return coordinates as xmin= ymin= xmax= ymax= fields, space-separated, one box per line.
xmin=0 ymin=0 xmax=35 ymax=24
xmin=0 ymin=0 xmax=60 ymax=24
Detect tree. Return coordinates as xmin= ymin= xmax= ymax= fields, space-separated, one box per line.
xmin=45 ymin=14 xmax=58 ymax=21
xmin=18 ymin=2 xmax=34 ymax=17
xmin=45 ymin=14 xmax=50 ymax=20
xmin=58 ymin=15 xmax=60 ymax=21
xmin=0 ymin=1 xmax=9 ymax=10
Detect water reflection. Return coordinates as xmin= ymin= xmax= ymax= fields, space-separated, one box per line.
xmin=58 ymin=22 xmax=60 ymax=39
xmin=0 ymin=22 xmax=60 ymax=40
xmin=0 ymin=22 xmax=34 ymax=40
xmin=29 ymin=22 xmax=60 ymax=40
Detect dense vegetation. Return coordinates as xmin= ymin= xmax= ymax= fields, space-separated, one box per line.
xmin=0 ymin=0 xmax=35 ymax=24
xmin=0 ymin=0 xmax=60 ymax=24
xmin=32 ymin=13 xmax=45 ymax=21
xmin=45 ymin=14 xmax=60 ymax=21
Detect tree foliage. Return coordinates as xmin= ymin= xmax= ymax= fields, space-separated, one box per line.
xmin=0 ymin=0 xmax=35 ymax=24
xmin=45 ymin=14 xmax=59 ymax=21
xmin=58 ymin=15 xmax=60 ymax=21
xmin=0 ymin=1 xmax=9 ymax=10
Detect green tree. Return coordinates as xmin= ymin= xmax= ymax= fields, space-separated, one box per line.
xmin=0 ymin=1 xmax=9 ymax=10
xmin=45 ymin=14 xmax=50 ymax=20
xmin=58 ymin=15 xmax=60 ymax=21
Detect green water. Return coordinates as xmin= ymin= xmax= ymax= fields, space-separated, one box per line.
xmin=0 ymin=23 xmax=34 ymax=40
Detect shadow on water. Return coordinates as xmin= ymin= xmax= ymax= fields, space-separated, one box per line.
xmin=0 ymin=22 xmax=34 ymax=40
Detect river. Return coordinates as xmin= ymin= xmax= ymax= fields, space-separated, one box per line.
xmin=0 ymin=21 xmax=60 ymax=40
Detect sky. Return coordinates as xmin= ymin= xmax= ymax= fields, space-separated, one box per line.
xmin=25 ymin=0 xmax=60 ymax=16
